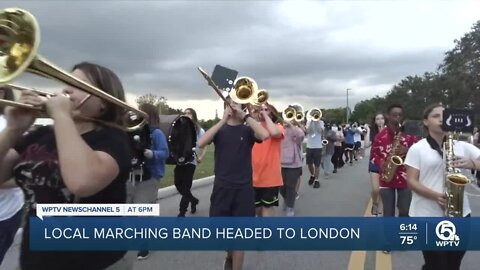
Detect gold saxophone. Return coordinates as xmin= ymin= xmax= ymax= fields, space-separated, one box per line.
xmin=444 ymin=132 xmax=470 ymax=217
xmin=382 ymin=128 xmax=404 ymax=183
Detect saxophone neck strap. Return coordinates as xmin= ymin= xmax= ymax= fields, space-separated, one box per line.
xmin=426 ymin=135 xmax=446 ymax=158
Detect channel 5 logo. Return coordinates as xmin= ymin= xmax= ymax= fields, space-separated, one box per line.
xmin=435 ymin=220 xmax=460 ymax=247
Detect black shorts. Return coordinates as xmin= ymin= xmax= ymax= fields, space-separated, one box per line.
xmin=306 ymin=148 xmax=322 ymax=167
xmin=354 ymin=141 xmax=361 ymax=150
xmin=345 ymin=144 xmax=355 ymax=151
xmin=209 ymin=185 xmax=255 ymax=217
xmin=254 ymin=187 xmax=280 ymax=207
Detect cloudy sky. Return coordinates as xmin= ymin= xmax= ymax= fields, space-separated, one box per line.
xmin=1 ymin=0 xmax=479 ymax=120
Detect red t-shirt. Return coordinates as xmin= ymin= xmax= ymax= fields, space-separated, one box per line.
xmin=371 ymin=127 xmax=419 ymax=188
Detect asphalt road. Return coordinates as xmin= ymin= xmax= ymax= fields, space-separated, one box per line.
xmin=2 ymin=156 xmax=480 ymax=270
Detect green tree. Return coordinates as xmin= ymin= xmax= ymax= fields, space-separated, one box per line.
xmin=136 ymin=93 xmax=183 ymax=115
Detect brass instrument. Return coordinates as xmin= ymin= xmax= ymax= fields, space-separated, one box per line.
xmin=381 ymin=127 xmax=404 ymax=182
xmin=0 ymin=8 xmax=147 ymax=131
xmin=250 ymin=89 xmax=269 ymax=107
xmin=322 ymin=139 xmax=328 ymax=146
xmin=352 ymin=123 xmax=358 ymax=129
xmin=306 ymin=108 xmax=322 ymax=122
xmin=443 ymin=132 xmax=470 ymax=217
xmin=230 ymin=77 xmax=258 ymax=104
xmin=282 ymin=104 xmax=304 ymax=122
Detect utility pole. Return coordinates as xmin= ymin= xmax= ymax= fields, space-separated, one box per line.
xmin=346 ymin=88 xmax=351 ymax=123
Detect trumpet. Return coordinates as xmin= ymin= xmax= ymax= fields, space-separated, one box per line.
xmin=322 ymin=139 xmax=328 ymax=146
xmin=306 ymin=108 xmax=322 ymax=122
xmin=282 ymin=104 xmax=304 ymax=122
xmin=0 ymin=8 xmax=147 ymax=131
xmin=229 ymin=77 xmax=258 ymax=104
xmin=250 ymin=89 xmax=269 ymax=107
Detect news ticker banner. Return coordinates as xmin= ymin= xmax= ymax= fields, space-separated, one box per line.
xmin=29 ymin=204 xmax=479 ymax=251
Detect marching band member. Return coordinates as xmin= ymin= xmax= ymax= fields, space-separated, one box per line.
xmin=371 ymin=104 xmax=418 ymax=219
xmin=306 ymin=115 xmax=324 ymax=188
xmin=128 ymin=103 xmax=169 ymax=260
xmin=364 ymin=113 xmax=386 ymax=216
xmin=174 ymin=108 xmax=207 ymax=217
xmin=280 ymin=119 xmax=305 ymax=216
xmin=0 ymin=62 xmax=133 ymax=270
xmin=344 ymin=124 xmax=356 ymax=165
xmin=198 ymin=97 xmax=268 ymax=270
xmin=0 ymin=86 xmax=24 ymax=265
xmin=323 ymin=123 xmax=336 ymax=178
xmin=251 ymin=103 xmax=284 ymax=217
xmin=331 ymin=124 xmax=344 ymax=173
xmin=404 ymin=103 xmax=480 ymax=270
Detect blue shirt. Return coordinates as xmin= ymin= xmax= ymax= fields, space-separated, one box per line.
xmin=345 ymin=128 xmax=355 ymax=144
xmin=145 ymin=128 xmax=169 ymax=179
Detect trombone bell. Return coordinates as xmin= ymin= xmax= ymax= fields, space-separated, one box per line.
xmin=0 ymin=8 xmax=147 ymax=131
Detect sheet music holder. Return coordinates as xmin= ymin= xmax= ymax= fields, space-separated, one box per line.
xmin=211 ymin=65 xmax=238 ymax=92
xmin=442 ymin=109 xmax=475 ymax=133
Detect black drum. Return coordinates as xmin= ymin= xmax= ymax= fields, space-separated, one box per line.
xmin=159 ymin=115 xmax=197 ymax=165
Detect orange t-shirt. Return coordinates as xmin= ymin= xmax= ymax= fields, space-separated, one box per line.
xmin=252 ymin=123 xmax=285 ymax=187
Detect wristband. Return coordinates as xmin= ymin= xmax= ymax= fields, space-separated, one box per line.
xmin=243 ymin=114 xmax=251 ymax=122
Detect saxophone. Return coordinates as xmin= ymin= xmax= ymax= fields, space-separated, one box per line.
xmin=444 ymin=132 xmax=470 ymax=217
xmin=382 ymin=128 xmax=404 ymax=183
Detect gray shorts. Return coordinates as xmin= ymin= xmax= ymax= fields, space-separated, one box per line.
xmin=306 ymin=148 xmax=322 ymax=167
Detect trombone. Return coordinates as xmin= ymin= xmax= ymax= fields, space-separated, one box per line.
xmin=0 ymin=8 xmax=147 ymax=131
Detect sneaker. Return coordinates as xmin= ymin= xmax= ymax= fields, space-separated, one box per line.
xmin=191 ymin=198 xmax=199 ymax=214
xmin=371 ymin=204 xmax=378 ymax=216
xmin=177 ymin=212 xmax=186 ymax=217
xmin=286 ymin=207 xmax=295 ymax=217
xmin=313 ymin=180 xmax=320 ymax=188
xmin=333 ymin=169 xmax=337 ymax=173
xmin=223 ymin=257 xmax=233 ymax=270
xmin=382 ymin=250 xmax=391 ymax=254
xmin=137 ymin=250 xmax=150 ymax=260
xmin=295 ymin=193 xmax=300 ymax=200
xmin=308 ymin=176 xmax=315 ymax=185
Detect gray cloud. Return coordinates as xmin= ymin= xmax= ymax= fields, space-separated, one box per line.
xmin=0 ymin=1 xmax=473 ymax=116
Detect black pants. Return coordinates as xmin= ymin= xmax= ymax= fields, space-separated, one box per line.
xmin=332 ymin=146 xmax=343 ymax=169
xmin=0 ymin=209 xmax=22 ymax=264
xmin=174 ymin=164 xmax=198 ymax=213
xmin=421 ymin=250 xmax=466 ymax=270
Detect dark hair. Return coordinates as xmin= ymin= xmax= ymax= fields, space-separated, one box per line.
xmin=422 ymin=103 xmax=443 ymax=132
xmin=139 ymin=103 xmax=160 ymax=129
xmin=185 ymin=108 xmax=202 ymax=135
xmin=370 ymin=112 xmax=386 ymax=137
xmin=72 ymin=62 xmax=126 ymax=126
xmin=0 ymin=86 xmax=14 ymax=114
xmin=387 ymin=104 xmax=403 ymax=114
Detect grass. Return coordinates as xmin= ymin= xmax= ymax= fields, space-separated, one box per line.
xmin=158 ymin=145 xmax=215 ymax=188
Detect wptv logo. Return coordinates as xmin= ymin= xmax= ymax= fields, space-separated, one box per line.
xmin=435 ymin=220 xmax=460 ymax=247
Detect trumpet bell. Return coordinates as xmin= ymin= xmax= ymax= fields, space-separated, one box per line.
xmin=282 ymin=106 xmax=297 ymax=122
xmin=250 ymin=89 xmax=268 ymax=106
xmin=306 ymin=108 xmax=322 ymax=122
xmin=230 ymin=76 xmax=257 ymax=104
xmin=322 ymin=139 xmax=328 ymax=146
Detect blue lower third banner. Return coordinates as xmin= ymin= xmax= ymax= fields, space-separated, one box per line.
xmin=29 ymin=217 xmax=478 ymax=251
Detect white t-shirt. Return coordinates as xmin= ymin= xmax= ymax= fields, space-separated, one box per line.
xmin=404 ymin=138 xmax=480 ymax=217
xmin=306 ymin=120 xmax=324 ymax=149
xmin=0 ymin=115 xmax=25 ymax=221
xmin=353 ymin=131 xmax=361 ymax=143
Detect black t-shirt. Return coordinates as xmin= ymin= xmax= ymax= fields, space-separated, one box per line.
xmin=13 ymin=126 xmax=132 ymax=270
xmin=213 ymin=124 xmax=255 ymax=188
